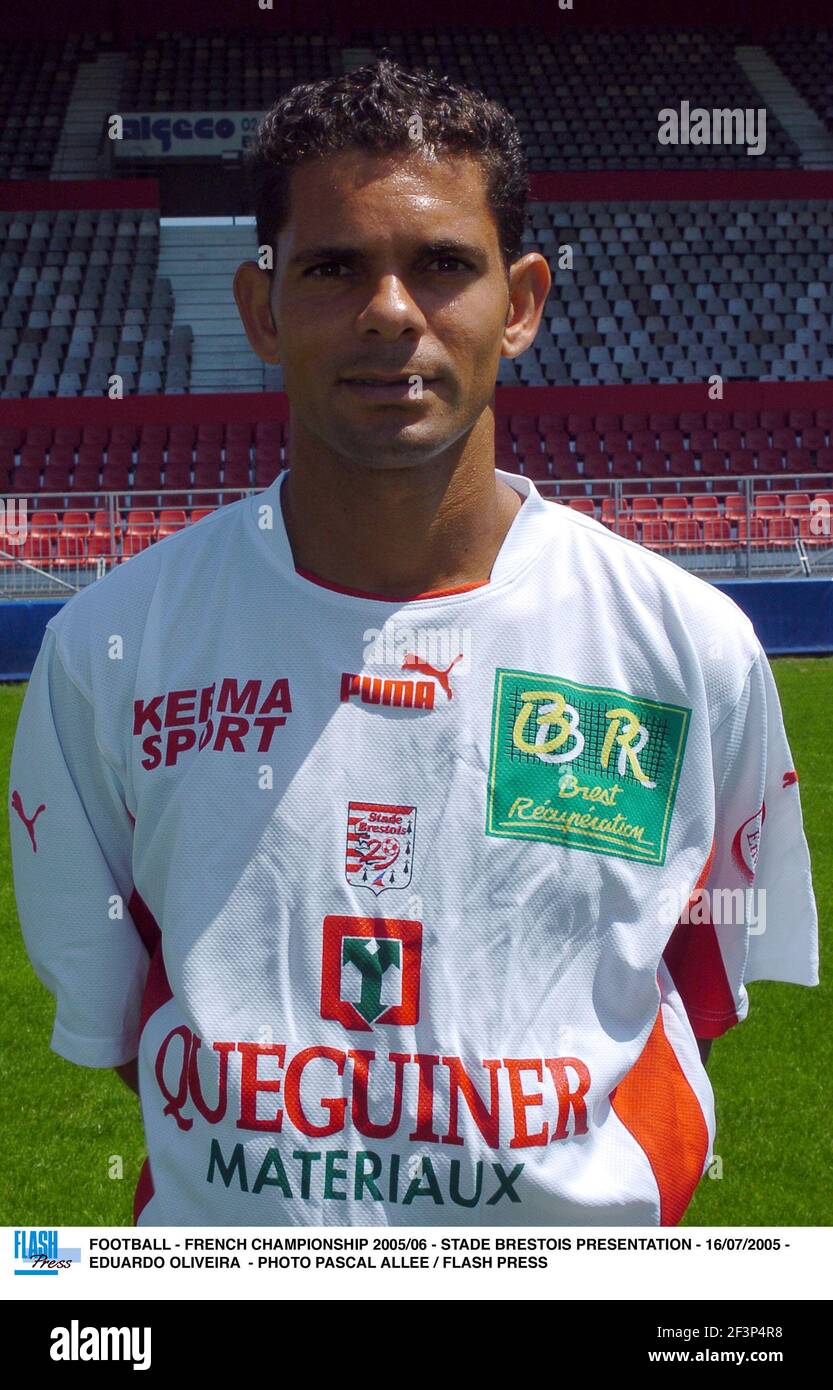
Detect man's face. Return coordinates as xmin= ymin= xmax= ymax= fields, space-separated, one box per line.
xmin=236 ymin=149 xmax=546 ymax=470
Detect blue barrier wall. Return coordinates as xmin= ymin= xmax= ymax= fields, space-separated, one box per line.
xmin=713 ymin=578 xmax=833 ymax=656
xmin=0 ymin=600 xmax=65 ymax=681
xmin=1 ymin=578 xmax=831 ymax=681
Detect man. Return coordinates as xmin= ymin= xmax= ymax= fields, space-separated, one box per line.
xmin=9 ymin=58 xmax=818 ymax=1226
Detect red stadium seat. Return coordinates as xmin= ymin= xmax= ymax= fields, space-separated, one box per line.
xmin=801 ymin=428 xmax=826 ymax=453
xmin=671 ymin=517 xmax=702 ymax=549
xmin=158 ymin=509 xmax=187 ymax=538
xmin=522 ymin=456 xmax=552 ymax=481
xmin=101 ymin=461 xmax=130 ymax=490
xmin=767 ymin=516 xmax=796 ymax=545
xmin=601 ymin=498 xmax=631 ymax=523
xmin=727 ymin=450 xmax=756 ymax=476
xmin=799 ymin=513 xmax=830 ymax=547
xmin=19 ymin=512 xmax=59 ymax=564
xmin=736 ymin=515 xmax=767 ymax=546
xmin=692 ymin=495 xmax=720 ymax=515
xmin=754 ymin=493 xmax=783 ymax=514
xmin=667 ymin=452 xmax=694 ymax=477
xmin=785 ymin=493 xmax=811 ymax=518
xmin=771 ymin=428 xmax=794 ymax=452
xmin=54 ymin=511 xmax=92 ymax=566
xmin=756 ymin=448 xmax=785 ymax=475
xmin=785 ymin=449 xmax=814 ymax=475
xmin=759 ymin=410 xmax=786 ymax=432
xmin=110 ymin=423 xmax=139 ymax=449
xmin=703 ymin=519 xmax=732 ymax=548
xmin=603 ymin=517 xmax=639 ymax=542
xmin=87 ymin=512 xmax=122 ymax=562
xmin=716 ymin=430 xmax=743 ymax=453
xmin=745 ymin=429 xmax=770 ymax=454
xmin=731 ymin=411 xmax=759 ymax=433
xmin=637 ymin=451 xmax=666 ymax=477
xmin=8 ymin=465 xmax=40 ymax=494
xmin=641 ymin=519 xmax=672 ymax=550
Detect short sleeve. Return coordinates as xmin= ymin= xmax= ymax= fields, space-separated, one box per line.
xmin=663 ymin=641 xmax=819 ymax=1039
xmin=8 ymin=624 xmax=150 ymax=1067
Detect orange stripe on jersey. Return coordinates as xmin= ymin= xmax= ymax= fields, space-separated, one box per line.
xmin=610 ymin=1009 xmax=709 ymax=1226
xmin=294 ymin=564 xmax=489 ymax=601
xmin=661 ymin=837 xmax=740 ymax=1039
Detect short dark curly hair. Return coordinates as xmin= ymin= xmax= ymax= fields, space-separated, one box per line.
xmin=242 ymin=54 xmax=528 ymax=281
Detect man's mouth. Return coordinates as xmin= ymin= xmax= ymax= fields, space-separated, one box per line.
xmin=340 ymin=376 xmax=439 ymax=399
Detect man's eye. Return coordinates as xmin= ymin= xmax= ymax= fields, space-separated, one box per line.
xmin=304 ymin=257 xmax=471 ymax=278
xmin=427 ymin=257 xmax=471 ymax=272
xmin=305 ymin=262 xmax=348 ymax=278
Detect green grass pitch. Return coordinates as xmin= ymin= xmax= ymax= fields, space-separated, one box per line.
xmin=0 ymin=659 xmax=829 ymax=1226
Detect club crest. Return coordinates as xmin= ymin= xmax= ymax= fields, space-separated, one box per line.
xmin=345 ymin=801 xmax=416 ymax=895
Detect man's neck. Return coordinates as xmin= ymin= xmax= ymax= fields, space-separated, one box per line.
xmin=279 ymin=459 xmax=524 ymax=598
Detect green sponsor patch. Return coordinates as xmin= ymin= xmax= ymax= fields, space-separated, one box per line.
xmin=486 ymin=669 xmax=690 ymax=865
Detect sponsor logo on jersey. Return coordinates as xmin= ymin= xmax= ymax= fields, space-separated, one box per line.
xmin=400 ymin=652 xmax=463 ymax=700
xmin=154 ymin=1022 xmax=592 ymax=1147
xmin=133 ymin=677 xmax=292 ymax=768
xmin=10 ymin=789 xmax=46 ymax=852
xmin=486 ymin=669 xmax=690 ymax=865
xmin=731 ymin=801 xmax=766 ymax=883
xmin=345 ymin=801 xmax=416 ymax=895
xmin=340 ymin=651 xmax=464 ymax=710
xmin=320 ymin=915 xmax=422 ymax=1030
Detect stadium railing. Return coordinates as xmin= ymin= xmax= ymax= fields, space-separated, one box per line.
xmin=2 ymin=474 xmax=831 ymax=596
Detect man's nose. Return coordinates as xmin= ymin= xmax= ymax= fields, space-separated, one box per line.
xmin=357 ymin=275 xmax=425 ymax=331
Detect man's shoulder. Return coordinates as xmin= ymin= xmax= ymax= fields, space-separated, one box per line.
xmin=547 ymin=500 xmax=758 ymax=645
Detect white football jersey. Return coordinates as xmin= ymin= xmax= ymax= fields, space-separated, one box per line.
xmin=9 ymin=467 xmax=819 ymax=1227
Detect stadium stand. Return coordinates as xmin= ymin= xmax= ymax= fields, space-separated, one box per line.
xmin=0 ymin=37 xmax=91 ymax=179
xmin=766 ymin=28 xmax=833 ymax=143
xmin=0 ymin=10 xmax=831 ymax=601
xmin=0 ymin=207 xmax=186 ymax=397
xmin=117 ymin=30 xmax=342 ymax=109
xmin=349 ymin=26 xmax=801 ymax=169
xmin=4 ymin=194 xmax=833 ymax=397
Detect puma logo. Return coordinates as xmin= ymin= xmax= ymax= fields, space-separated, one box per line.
xmin=11 ymin=789 xmax=46 ymax=852
xmin=400 ymin=652 xmax=464 ymax=700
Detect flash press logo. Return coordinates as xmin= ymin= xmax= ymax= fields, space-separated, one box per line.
xmin=13 ymin=1227 xmax=79 ymax=1275
xmin=50 ymin=1320 xmax=151 ymax=1370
